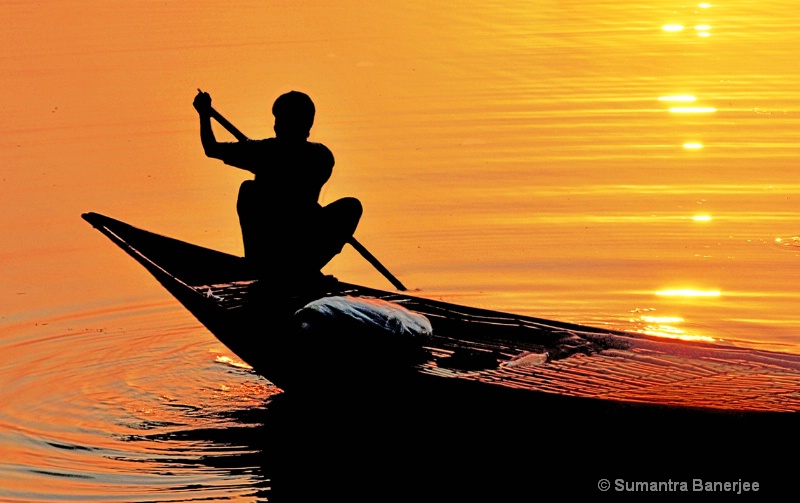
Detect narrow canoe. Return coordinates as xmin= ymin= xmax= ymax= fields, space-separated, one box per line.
xmin=82 ymin=211 xmax=800 ymax=413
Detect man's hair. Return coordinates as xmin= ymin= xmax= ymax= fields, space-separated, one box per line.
xmin=272 ymin=91 xmax=315 ymax=138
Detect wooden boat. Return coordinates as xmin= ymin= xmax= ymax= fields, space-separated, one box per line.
xmin=84 ymin=211 xmax=800 ymax=498
xmin=82 ymin=211 xmax=800 ymax=414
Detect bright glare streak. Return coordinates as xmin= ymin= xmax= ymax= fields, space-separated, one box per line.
xmin=692 ymin=215 xmax=712 ymax=221
xmin=659 ymin=95 xmax=696 ymax=102
xmin=683 ymin=142 xmax=703 ymax=149
xmin=636 ymin=315 xmax=716 ymax=342
xmin=640 ymin=316 xmax=684 ymax=323
xmin=656 ymin=289 xmax=721 ymax=297
xmin=698 ymin=32 xmax=711 ymax=37
xmin=641 ymin=329 xmax=716 ymax=342
xmin=695 ymin=25 xmax=711 ymax=31
xmin=669 ymin=107 xmax=717 ymax=113
xmin=663 ymin=24 xmax=684 ymax=32
xmin=699 ymin=3 xmax=711 ymax=8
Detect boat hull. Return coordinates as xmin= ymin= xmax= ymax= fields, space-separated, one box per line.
xmin=83 ymin=211 xmax=800 ymax=498
xmin=83 ymin=212 xmax=800 ymax=413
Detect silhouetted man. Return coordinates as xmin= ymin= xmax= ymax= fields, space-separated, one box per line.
xmin=193 ymin=90 xmax=362 ymax=288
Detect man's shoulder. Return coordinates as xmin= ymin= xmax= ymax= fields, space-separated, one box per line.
xmin=307 ymin=140 xmax=330 ymax=149
xmin=220 ymin=138 xmax=273 ymax=152
xmin=246 ymin=137 xmax=276 ymax=147
xmin=251 ymin=138 xmax=328 ymax=151
xmin=303 ymin=141 xmax=334 ymax=165
xmin=240 ymin=138 xmax=333 ymax=168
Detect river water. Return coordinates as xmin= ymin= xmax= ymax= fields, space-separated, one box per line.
xmin=2 ymin=0 xmax=800 ymax=500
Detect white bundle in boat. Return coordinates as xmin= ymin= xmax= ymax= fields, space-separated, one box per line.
xmin=295 ymin=296 xmax=433 ymax=338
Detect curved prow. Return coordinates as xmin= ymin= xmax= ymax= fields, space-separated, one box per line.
xmin=82 ymin=212 xmax=253 ymax=287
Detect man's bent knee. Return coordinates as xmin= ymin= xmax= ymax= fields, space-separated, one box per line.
xmin=237 ymin=180 xmax=257 ymax=216
xmin=330 ymin=197 xmax=363 ymax=226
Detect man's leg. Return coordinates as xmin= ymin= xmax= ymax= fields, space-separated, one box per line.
xmin=311 ymin=197 xmax=363 ymax=270
xmin=237 ymin=180 xmax=260 ymax=260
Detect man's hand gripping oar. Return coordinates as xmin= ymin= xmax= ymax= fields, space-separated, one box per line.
xmin=195 ymin=89 xmax=408 ymax=291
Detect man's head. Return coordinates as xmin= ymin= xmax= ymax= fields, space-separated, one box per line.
xmin=272 ymin=91 xmax=315 ymax=139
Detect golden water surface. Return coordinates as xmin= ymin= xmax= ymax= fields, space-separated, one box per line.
xmin=2 ymin=0 xmax=800 ymax=500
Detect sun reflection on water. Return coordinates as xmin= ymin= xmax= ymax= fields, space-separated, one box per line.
xmin=659 ymin=95 xmax=696 ymax=102
xmin=669 ymin=107 xmax=717 ymax=113
xmin=629 ymin=311 xmax=716 ymax=343
xmin=640 ymin=316 xmax=684 ymax=324
xmin=640 ymin=324 xmax=716 ymax=343
xmin=656 ymin=289 xmax=721 ymax=297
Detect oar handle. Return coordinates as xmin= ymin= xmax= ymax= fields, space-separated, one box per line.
xmin=209 ymin=107 xmax=250 ymax=142
xmin=197 ymin=88 xmax=250 ymax=142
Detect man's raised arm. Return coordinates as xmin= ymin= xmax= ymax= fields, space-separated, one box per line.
xmin=193 ymin=90 xmax=226 ymax=159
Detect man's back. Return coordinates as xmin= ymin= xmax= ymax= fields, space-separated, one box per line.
xmin=217 ymin=137 xmax=334 ymax=214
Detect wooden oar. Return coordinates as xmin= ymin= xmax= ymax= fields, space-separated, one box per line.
xmin=209 ymin=107 xmax=249 ymax=142
xmin=199 ymin=91 xmax=408 ymax=291
xmin=345 ymin=236 xmax=407 ymax=292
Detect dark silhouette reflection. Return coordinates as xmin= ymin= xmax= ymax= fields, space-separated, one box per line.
xmin=193 ymin=90 xmax=362 ymax=287
xmin=131 ymin=375 xmax=796 ymax=501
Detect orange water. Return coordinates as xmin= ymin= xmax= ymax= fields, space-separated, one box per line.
xmin=2 ymin=1 xmax=799 ymax=500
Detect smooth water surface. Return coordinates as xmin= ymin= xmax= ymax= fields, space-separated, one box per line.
xmin=2 ymin=0 xmax=800 ymax=500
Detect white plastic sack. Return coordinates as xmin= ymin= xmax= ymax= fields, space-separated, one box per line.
xmin=295 ymin=295 xmax=433 ymax=338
